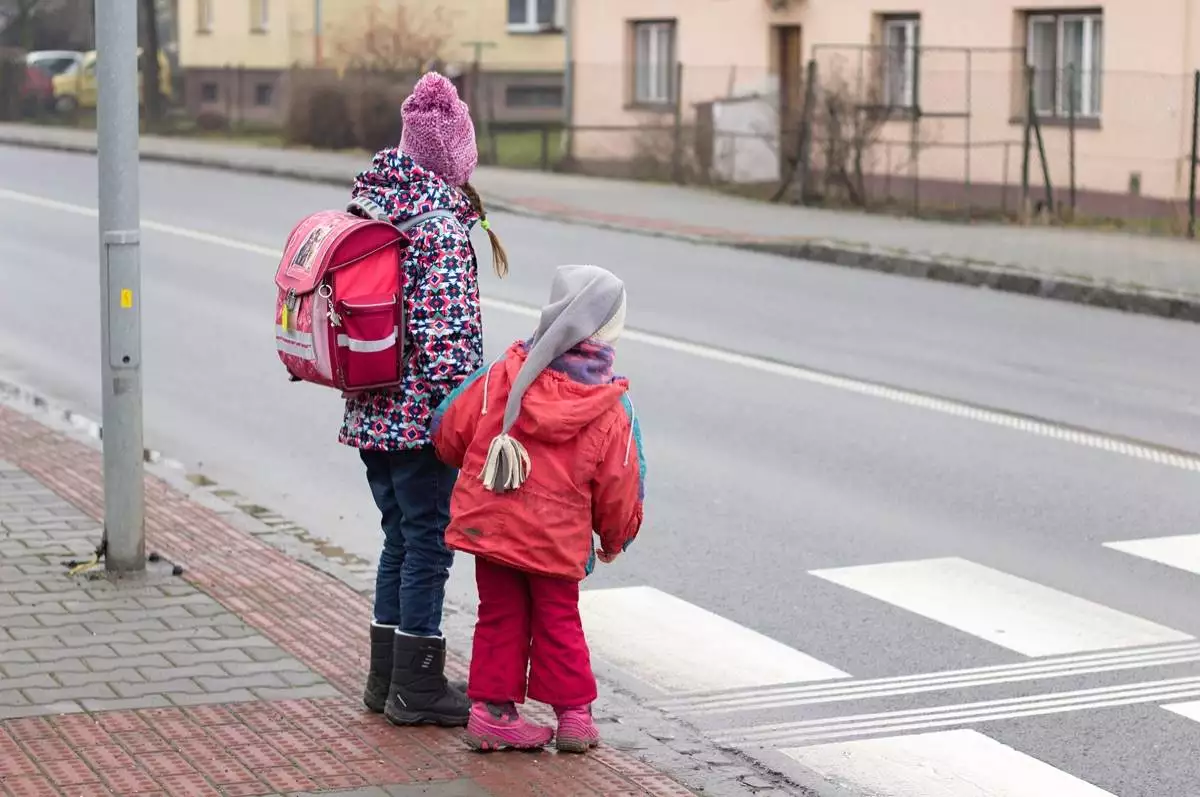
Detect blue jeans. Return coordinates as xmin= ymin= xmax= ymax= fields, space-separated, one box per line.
xmin=361 ymin=447 xmax=456 ymax=636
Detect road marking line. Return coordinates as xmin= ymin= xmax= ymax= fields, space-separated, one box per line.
xmin=714 ymin=674 xmax=1200 ymax=746
xmin=578 ymin=586 xmax=848 ymax=693
xmin=5 ymin=186 xmax=1200 ymax=472
xmin=1104 ymin=534 xmax=1200 ymax=577
xmin=1163 ymin=699 xmax=1200 ymax=723
xmin=781 ymin=729 xmax=1117 ymax=796
xmin=655 ymin=643 xmax=1200 ymax=715
xmin=810 ymin=557 xmax=1191 ymax=657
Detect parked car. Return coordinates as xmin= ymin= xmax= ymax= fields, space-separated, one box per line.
xmin=51 ymin=48 xmax=171 ymax=114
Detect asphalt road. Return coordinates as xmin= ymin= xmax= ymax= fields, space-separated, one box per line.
xmin=3 ymin=145 xmax=1200 ymax=796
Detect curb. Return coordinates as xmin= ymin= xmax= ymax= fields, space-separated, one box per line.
xmin=5 ymin=130 xmax=1199 ymax=325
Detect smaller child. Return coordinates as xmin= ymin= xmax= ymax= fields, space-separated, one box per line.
xmin=431 ymin=264 xmax=645 ymax=753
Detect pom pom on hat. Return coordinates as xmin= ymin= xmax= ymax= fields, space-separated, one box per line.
xmin=399 ymin=72 xmax=479 ymax=186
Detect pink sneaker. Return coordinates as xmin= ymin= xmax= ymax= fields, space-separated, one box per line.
xmin=465 ymin=702 xmax=553 ymax=752
xmin=554 ymin=706 xmax=600 ymax=753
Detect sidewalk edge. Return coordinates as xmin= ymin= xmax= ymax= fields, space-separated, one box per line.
xmin=0 ymin=372 xmax=835 ymax=797
xmin=2 ymin=130 xmax=1196 ymax=326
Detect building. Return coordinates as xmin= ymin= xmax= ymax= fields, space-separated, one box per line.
xmin=176 ymin=0 xmax=566 ymax=126
xmin=570 ymin=0 xmax=1200 ymax=218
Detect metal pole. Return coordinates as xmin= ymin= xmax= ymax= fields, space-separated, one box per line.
xmin=1068 ymin=64 xmax=1077 ymax=218
xmin=964 ymin=49 xmax=972 ymax=221
xmin=561 ymin=0 xmax=574 ymax=160
xmin=1021 ymin=65 xmax=1033 ymax=221
xmin=313 ymin=0 xmax=323 ymax=66
xmin=1189 ymin=69 xmax=1199 ymax=239
xmin=96 ymin=0 xmax=145 ymax=573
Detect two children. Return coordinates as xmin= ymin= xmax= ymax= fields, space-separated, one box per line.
xmin=433 ymin=265 xmax=645 ymax=752
xmin=350 ymin=70 xmax=645 ymax=753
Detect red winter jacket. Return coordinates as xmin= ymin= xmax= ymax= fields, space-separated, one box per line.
xmin=431 ymin=341 xmax=645 ymax=581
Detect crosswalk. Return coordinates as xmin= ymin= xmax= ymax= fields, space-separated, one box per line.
xmin=580 ymin=534 xmax=1200 ymax=796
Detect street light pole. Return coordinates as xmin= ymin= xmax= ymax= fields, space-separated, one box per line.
xmin=95 ymin=0 xmax=146 ymax=574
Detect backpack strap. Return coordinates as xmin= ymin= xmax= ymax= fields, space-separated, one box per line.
xmin=396 ymin=209 xmax=457 ymax=232
xmin=346 ymin=198 xmax=459 ymax=233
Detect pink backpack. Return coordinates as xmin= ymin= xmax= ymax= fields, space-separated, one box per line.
xmin=274 ymin=197 xmax=455 ymax=392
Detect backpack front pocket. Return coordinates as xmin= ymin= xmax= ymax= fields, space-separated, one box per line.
xmin=335 ymin=294 xmax=401 ymax=390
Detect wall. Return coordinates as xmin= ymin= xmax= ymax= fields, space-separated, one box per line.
xmin=573 ymin=0 xmax=1200 ymax=213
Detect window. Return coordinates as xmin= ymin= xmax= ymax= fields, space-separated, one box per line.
xmin=201 ymin=82 xmax=219 ymax=103
xmin=1026 ymin=11 xmax=1103 ymax=117
xmin=197 ymin=0 xmax=213 ymax=32
xmin=631 ymin=20 xmax=676 ymax=106
xmin=255 ymin=83 xmax=273 ymax=106
xmin=508 ymin=0 xmax=559 ymax=31
xmin=251 ymin=0 xmax=269 ymax=32
xmin=881 ymin=15 xmax=920 ymax=109
xmin=505 ymin=84 xmax=564 ymax=109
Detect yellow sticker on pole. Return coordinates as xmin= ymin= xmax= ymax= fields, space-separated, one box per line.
xmin=119 ymin=289 xmax=133 ymax=309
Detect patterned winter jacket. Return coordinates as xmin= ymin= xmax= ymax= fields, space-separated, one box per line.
xmin=339 ymin=149 xmax=483 ymax=451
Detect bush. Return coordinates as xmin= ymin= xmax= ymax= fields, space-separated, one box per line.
xmin=350 ymin=81 xmax=403 ymax=153
xmin=0 ymin=52 xmax=25 ymax=122
xmin=194 ymin=111 xmax=229 ymax=132
xmin=285 ymin=75 xmax=357 ymax=150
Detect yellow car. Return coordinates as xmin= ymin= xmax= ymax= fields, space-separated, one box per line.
xmin=51 ymin=48 xmax=172 ymax=114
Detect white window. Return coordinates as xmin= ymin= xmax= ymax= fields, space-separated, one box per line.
xmin=632 ymin=20 xmax=676 ymax=106
xmin=1027 ymin=12 xmax=1103 ymax=117
xmin=197 ymin=0 xmax=213 ymax=33
xmin=882 ymin=16 xmax=920 ymax=109
xmin=251 ymin=0 xmax=269 ymax=32
xmin=508 ymin=0 xmax=560 ymax=31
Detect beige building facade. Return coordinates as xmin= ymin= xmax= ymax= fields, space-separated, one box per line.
xmin=571 ymin=0 xmax=1200 ymax=217
xmin=176 ymin=0 xmax=566 ymax=125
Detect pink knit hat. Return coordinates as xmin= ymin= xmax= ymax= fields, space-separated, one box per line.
xmin=398 ymin=72 xmax=478 ymax=186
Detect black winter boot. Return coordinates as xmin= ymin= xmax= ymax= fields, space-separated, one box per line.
xmin=384 ymin=634 xmax=471 ymax=727
xmin=363 ymin=623 xmax=396 ymax=713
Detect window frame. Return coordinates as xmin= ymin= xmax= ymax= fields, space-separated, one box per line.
xmin=880 ymin=15 xmax=920 ymax=110
xmin=630 ymin=19 xmax=677 ymax=108
xmin=250 ymin=0 xmax=269 ymax=33
xmin=1025 ymin=10 xmax=1103 ymax=119
xmin=507 ymin=0 xmax=562 ymax=33
xmin=197 ymin=0 xmax=214 ymax=33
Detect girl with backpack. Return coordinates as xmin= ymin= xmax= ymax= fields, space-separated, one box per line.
xmin=431 ymin=265 xmax=646 ymax=752
xmin=347 ymin=72 xmax=508 ymax=728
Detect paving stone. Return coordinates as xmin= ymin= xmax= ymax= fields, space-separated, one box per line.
xmin=4 ymin=659 xmax=89 ymax=677
xmin=29 ymin=644 xmax=116 ymax=663
xmin=78 ymin=695 xmax=172 ymax=712
xmin=112 ymin=640 xmax=200 ymax=657
xmin=10 ymin=624 xmax=89 ymax=640
xmin=196 ymin=674 xmax=287 ymax=692
xmin=192 ymin=636 xmax=277 ymax=652
xmin=140 ymin=664 xmax=229 ymax=682
xmin=113 ymin=679 xmax=206 ymax=699
xmin=86 ymin=653 xmax=170 ymax=671
xmin=23 ymin=685 xmax=117 ymax=704
xmin=251 ymin=684 xmax=341 ymax=701
xmin=165 ymin=649 xmax=253 ymax=667
xmin=167 ymin=689 xmax=257 ymax=707
xmin=56 ymin=668 xmax=145 ymax=687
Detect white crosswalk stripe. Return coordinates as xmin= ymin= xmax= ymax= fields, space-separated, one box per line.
xmin=1164 ymin=699 xmax=1200 ymax=723
xmin=579 ymin=585 xmax=848 ymax=693
xmin=1104 ymin=533 xmax=1200 ymax=577
xmin=580 ymin=554 xmax=1198 ymax=794
xmin=809 ymin=556 xmax=1192 ymax=656
xmin=781 ymin=729 xmax=1117 ymax=796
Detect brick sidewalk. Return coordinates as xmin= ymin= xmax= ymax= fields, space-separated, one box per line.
xmin=0 ymin=404 xmax=696 ymax=797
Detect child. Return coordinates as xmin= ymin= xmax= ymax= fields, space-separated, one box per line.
xmin=346 ymin=71 xmax=508 ymax=728
xmin=431 ymin=265 xmax=646 ymax=753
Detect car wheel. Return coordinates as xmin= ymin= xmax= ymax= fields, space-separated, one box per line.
xmin=55 ymin=95 xmax=78 ymax=115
